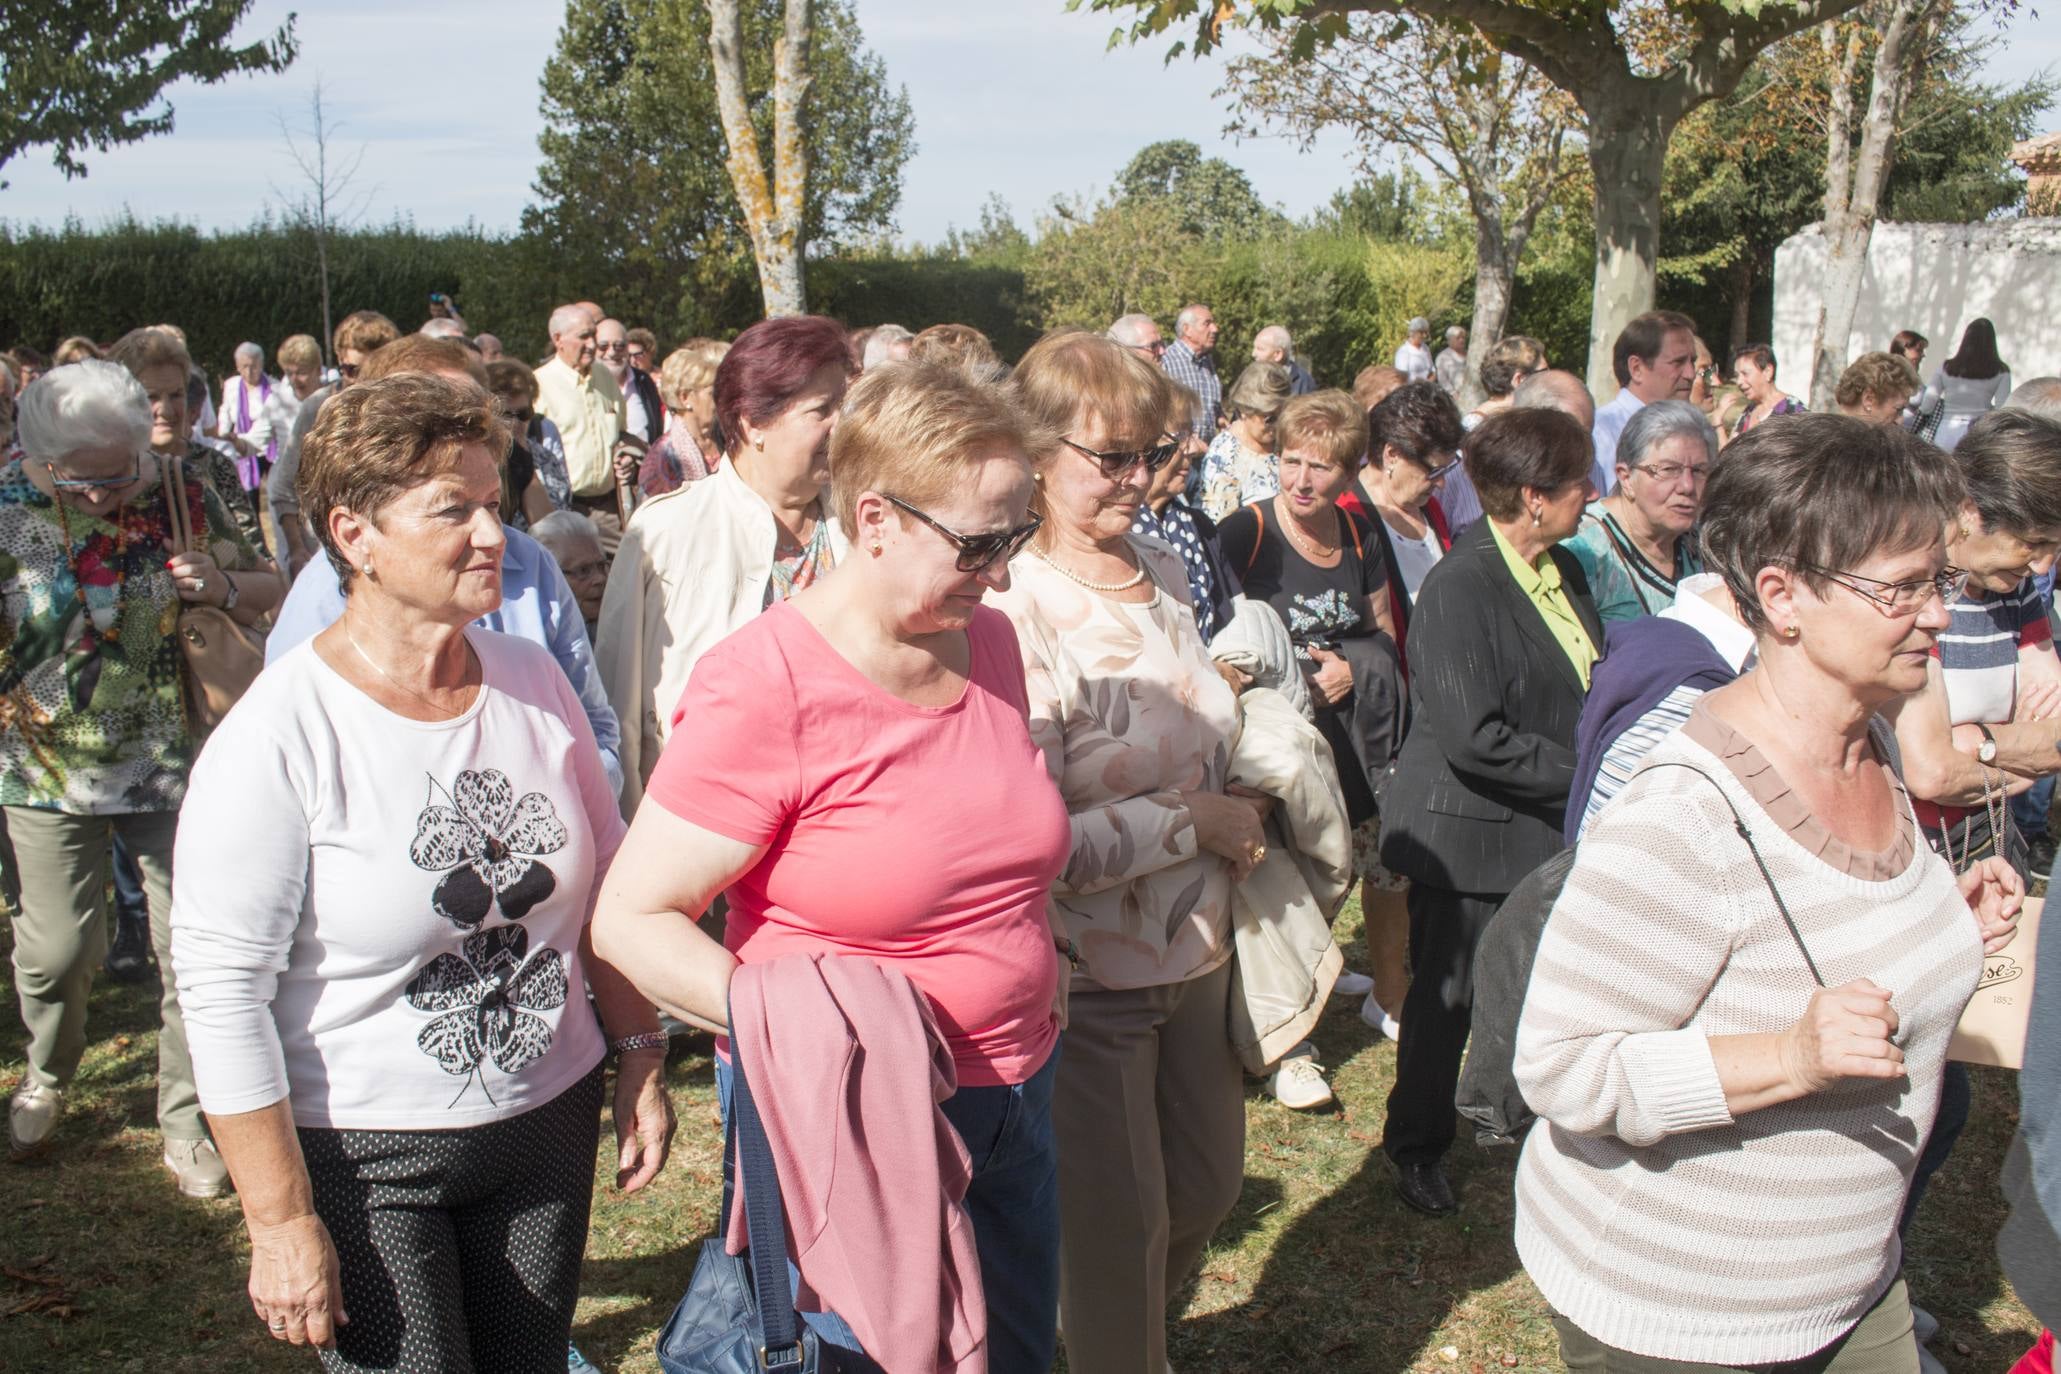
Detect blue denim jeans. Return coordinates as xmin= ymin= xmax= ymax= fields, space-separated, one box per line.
xmin=2012 ymin=775 xmax=2054 ymax=842
xmin=1901 ymin=1060 xmax=1971 ymax=1241
xmin=714 ymin=1045 xmax=1062 ymax=1374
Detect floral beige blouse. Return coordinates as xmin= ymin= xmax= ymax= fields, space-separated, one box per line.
xmin=987 ymin=535 xmax=1241 ymax=991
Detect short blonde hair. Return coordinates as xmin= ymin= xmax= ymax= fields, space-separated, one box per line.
xmin=1276 ymin=389 xmax=1369 ymax=469
xmin=359 ymin=334 xmax=491 ymax=389
xmin=52 ymin=335 xmax=101 ymax=366
xmin=658 ymin=338 xmax=729 ymax=412
xmin=909 ymin=323 xmax=1000 ymax=376
xmin=277 ymin=334 xmax=323 ymax=372
xmin=107 ymin=326 xmax=192 ymax=380
xmin=1836 ymin=352 xmax=1920 ymax=408
xmin=830 ymin=360 xmax=1053 ymax=534
xmin=299 ymin=372 xmax=508 ymax=586
xmin=1011 ymin=329 xmax=1172 ymax=454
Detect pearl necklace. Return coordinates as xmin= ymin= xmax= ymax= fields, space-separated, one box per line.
xmin=1031 ymin=545 xmax=1146 ymax=593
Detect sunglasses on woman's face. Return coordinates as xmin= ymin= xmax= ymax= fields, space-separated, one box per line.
xmin=882 ymin=493 xmax=1043 ymax=573
xmin=1060 ymin=436 xmax=1178 ymax=480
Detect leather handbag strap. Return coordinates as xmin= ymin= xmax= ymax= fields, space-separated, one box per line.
xmin=725 ymin=1007 xmax=806 ymax=1366
xmin=162 ymin=453 xmax=197 ymax=557
xmin=1639 ymin=760 xmax=1826 ymax=987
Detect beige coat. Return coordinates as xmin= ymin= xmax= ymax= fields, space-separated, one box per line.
xmin=1225 ymin=687 xmax=1353 ymax=1073
xmin=595 ymin=461 xmax=849 ymax=812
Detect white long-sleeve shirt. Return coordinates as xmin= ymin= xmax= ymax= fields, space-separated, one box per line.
xmin=171 ymin=629 xmax=623 ymax=1130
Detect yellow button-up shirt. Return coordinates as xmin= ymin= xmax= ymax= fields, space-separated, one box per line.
xmin=1492 ymin=523 xmax=1597 ymax=689
xmin=533 ymin=356 xmax=626 ymax=497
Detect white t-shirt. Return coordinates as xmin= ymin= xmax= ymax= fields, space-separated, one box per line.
xmin=172 ymin=629 xmax=622 ymax=1130
xmin=1394 ymin=342 xmax=1434 ymax=383
xmin=1385 ymin=517 xmax=1445 ymax=601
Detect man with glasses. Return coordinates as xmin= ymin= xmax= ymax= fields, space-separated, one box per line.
xmin=594 ymin=317 xmax=664 ymax=447
xmin=265 ymin=309 xmax=400 ymax=575
xmin=535 ymin=303 xmax=636 ymax=553
xmin=1107 ymin=313 xmax=1165 ymax=364
xmin=1161 ymin=302 xmax=1224 ymax=444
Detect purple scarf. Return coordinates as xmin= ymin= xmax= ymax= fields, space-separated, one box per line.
xmin=233 ymin=375 xmax=274 ymax=490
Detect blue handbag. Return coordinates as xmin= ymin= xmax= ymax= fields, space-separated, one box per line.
xmin=655 ymin=1036 xmax=882 ymax=1374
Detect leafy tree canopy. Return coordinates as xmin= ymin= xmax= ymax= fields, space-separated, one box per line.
xmin=1114 ymin=139 xmax=1285 ymax=240
xmin=525 ymin=0 xmax=914 ymax=335
xmin=0 ymin=0 xmax=296 ymax=187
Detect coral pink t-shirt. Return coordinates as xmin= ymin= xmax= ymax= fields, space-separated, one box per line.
xmin=647 ymin=602 xmax=1068 ymax=1087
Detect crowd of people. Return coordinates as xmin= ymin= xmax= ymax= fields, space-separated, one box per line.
xmin=0 ymin=295 xmax=2057 ymax=1374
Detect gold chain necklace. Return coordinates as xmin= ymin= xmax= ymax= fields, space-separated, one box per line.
xmin=345 ymin=622 xmax=470 ymax=720
xmin=1280 ymin=504 xmax=1340 ymax=560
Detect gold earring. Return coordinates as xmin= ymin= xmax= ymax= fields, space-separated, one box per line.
xmin=753 ymin=437 xmax=764 ymax=452
xmin=870 ymin=543 xmax=882 ymax=558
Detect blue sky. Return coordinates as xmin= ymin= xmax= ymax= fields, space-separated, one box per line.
xmin=2 ymin=0 xmax=2055 ymax=244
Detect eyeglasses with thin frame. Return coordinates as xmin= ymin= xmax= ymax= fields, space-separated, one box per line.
xmin=44 ymin=456 xmax=145 ymax=496
xmin=1800 ymin=563 xmax=1967 ymax=616
xmin=881 ymin=492 xmax=1043 ymax=573
xmin=1632 ymin=460 xmax=1712 ymax=487
xmin=1061 ymin=436 xmax=1178 ymax=480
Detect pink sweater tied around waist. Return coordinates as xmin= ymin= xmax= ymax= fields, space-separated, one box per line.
xmin=726 ymin=954 xmax=986 ymax=1374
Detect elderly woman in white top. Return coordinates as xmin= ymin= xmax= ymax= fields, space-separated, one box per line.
xmin=171 ymin=373 xmax=673 ymax=1367
xmin=597 ymin=315 xmax=851 ymax=810
xmin=988 ymin=331 xmax=1265 ymax=1374
xmin=1514 ymin=415 xmax=2019 ymax=1373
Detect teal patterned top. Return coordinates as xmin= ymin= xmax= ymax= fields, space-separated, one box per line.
xmin=0 ymin=456 xmax=260 ymax=813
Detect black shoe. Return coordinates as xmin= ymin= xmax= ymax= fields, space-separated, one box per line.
xmin=1393 ymin=1159 xmax=1459 ymax=1216
xmin=2027 ymin=832 xmax=2056 ymax=882
xmin=104 ymin=914 xmax=152 ymax=984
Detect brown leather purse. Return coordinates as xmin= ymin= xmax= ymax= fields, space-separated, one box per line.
xmin=162 ymin=454 xmax=267 ymax=734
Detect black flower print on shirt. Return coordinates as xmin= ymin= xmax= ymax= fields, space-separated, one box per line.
xmin=409 ymin=769 xmax=568 ymax=927
xmin=406 ymin=923 xmax=568 ymax=1107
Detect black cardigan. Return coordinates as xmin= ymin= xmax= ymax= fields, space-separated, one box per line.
xmin=1377 ymin=519 xmax=1603 ymax=895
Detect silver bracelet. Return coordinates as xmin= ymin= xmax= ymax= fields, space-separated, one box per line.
xmin=610 ymin=1032 xmax=669 ymax=1056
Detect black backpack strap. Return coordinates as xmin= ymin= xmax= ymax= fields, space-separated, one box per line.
xmin=1636 ymin=761 xmax=1827 ymax=988
xmin=726 ymin=1001 xmax=806 ymax=1367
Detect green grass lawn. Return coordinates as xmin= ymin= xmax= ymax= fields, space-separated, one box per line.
xmin=0 ymin=901 xmax=2041 ymax=1372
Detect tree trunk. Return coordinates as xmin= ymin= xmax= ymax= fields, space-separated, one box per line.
xmin=1727 ymin=255 xmax=1754 ymax=357
xmin=1807 ymin=0 xmax=1929 ymax=409
xmin=1582 ymin=92 xmax=1674 ymax=399
xmin=1463 ymin=219 xmax=1516 ymax=411
xmin=706 ymin=0 xmax=811 ymax=316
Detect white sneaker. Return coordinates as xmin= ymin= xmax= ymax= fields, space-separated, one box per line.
xmin=1913 ymin=1304 xmax=1940 ymax=1345
xmin=164 ymin=1137 xmax=233 ymax=1199
xmin=1331 ymin=970 xmax=1374 ymax=998
xmin=1361 ymin=992 xmax=1402 ymax=1041
xmin=1268 ymin=1043 xmax=1333 ymax=1110
xmin=8 ymin=1083 xmax=63 ymax=1160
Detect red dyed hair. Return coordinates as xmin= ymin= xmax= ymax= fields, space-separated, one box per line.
xmin=714 ymin=315 xmax=852 ymax=455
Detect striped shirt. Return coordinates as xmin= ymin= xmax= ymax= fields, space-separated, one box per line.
xmin=1916 ymin=577 xmax=2052 ymax=831
xmin=1161 ymin=340 xmax=1223 ymax=446
xmin=1516 ymin=712 xmax=1980 ymax=1365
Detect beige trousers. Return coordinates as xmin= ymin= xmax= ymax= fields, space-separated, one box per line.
xmin=1054 ymin=960 xmax=1247 ymax=1374
xmin=4 ymin=807 xmax=200 ymax=1140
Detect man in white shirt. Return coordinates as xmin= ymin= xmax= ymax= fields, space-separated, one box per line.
xmin=1394 ymin=317 xmax=1435 ymax=383
xmin=1434 ymin=326 xmax=1469 ymax=394
xmin=595 ymin=317 xmax=663 ymax=446
xmin=534 ymin=304 xmax=634 ymax=552
xmin=1591 ymin=310 xmax=1697 ymax=496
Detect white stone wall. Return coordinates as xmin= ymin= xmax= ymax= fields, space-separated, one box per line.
xmin=1772 ymin=220 xmax=2061 ymax=390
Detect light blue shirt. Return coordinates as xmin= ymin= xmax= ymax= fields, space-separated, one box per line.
xmin=1589 ymin=388 xmax=1644 ymax=496
xmin=267 ymin=527 xmax=623 ymax=796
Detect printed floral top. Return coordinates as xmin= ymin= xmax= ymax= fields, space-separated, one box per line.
xmin=0 ymin=457 xmax=260 ymax=813
xmin=987 ymin=538 xmax=1242 ymax=991
xmin=1195 ymin=429 xmax=1278 ymax=522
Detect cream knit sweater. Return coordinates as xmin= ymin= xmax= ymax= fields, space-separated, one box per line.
xmin=1513 ymin=725 xmax=1981 ymax=1365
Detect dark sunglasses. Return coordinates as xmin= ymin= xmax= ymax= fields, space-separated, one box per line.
xmin=1060 ymin=436 xmax=1178 ymax=480
xmin=882 ymin=493 xmax=1043 ymax=573
xmin=1421 ymin=456 xmax=1461 ymax=481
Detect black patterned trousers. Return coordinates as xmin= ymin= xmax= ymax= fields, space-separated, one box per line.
xmin=300 ymin=1062 xmax=605 ymax=1373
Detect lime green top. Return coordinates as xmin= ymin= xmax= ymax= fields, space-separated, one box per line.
xmin=1491 ymin=522 xmax=1596 ymax=689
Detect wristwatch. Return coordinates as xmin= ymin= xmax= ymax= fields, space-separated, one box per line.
xmin=1975 ymin=722 xmax=1998 ymax=764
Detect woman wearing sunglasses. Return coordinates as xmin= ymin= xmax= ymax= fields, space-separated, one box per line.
xmin=592 ymin=359 xmax=1068 ymax=1373
xmin=988 ymin=331 xmax=1261 ymax=1374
